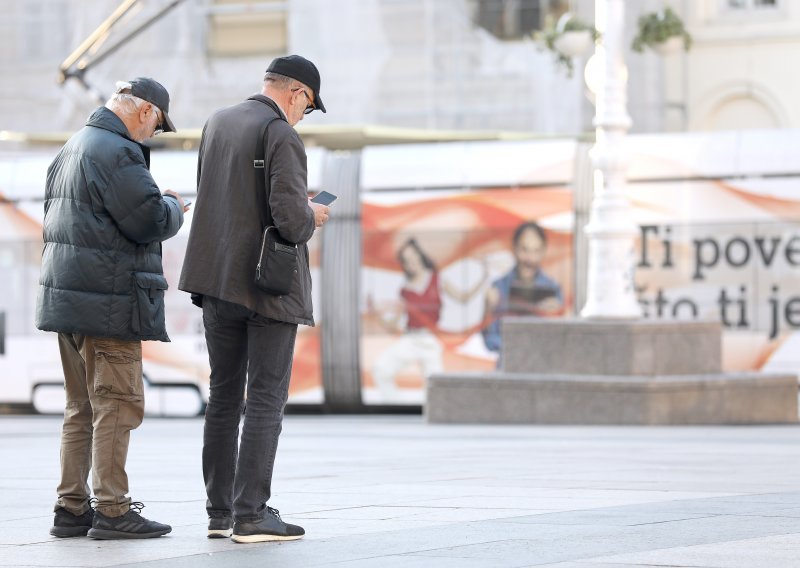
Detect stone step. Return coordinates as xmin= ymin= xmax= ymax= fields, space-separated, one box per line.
xmin=426 ymin=371 xmax=798 ymax=425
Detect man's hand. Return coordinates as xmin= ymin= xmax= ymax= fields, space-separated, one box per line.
xmin=309 ymin=200 xmax=330 ymax=228
xmin=534 ymin=296 xmax=563 ymax=315
xmin=163 ymin=189 xmax=188 ymax=212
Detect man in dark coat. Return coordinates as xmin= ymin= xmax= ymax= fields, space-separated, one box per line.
xmin=179 ymin=55 xmax=329 ymax=543
xmin=36 ymin=78 xmax=186 ymax=540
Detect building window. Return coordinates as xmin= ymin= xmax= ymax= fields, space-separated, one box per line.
xmin=206 ymin=0 xmax=287 ymax=57
xmin=471 ymin=0 xmax=569 ymax=40
xmin=725 ymin=0 xmax=778 ymax=9
xmin=717 ymin=0 xmax=782 ymax=22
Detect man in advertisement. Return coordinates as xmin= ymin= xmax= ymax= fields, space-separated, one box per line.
xmin=36 ymin=78 xmax=185 ymax=539
xmin=482 ymin=221 xmax=563 ymax=356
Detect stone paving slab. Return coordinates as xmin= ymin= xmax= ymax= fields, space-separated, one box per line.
xmin=2 ymin=416 xmax=800 ymax=567
xmin=560 ymin=532 xmax=800 ymax=568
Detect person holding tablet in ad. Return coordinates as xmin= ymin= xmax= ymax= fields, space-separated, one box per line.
xmin=482 ymin=221 xmax=563 ymax=357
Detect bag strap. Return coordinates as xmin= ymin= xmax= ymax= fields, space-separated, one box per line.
xmin=254 ymin=115 xmax=281 ymax=231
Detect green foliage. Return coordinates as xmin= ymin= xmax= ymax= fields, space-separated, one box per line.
xmin=533 ymin=14 xmax=600 ymax=77
xmin=631 ymin=7 xmax=692 ymax=53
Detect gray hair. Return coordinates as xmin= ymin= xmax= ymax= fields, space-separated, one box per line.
xmin=105 ymin=81 xmax=161 ymax=117
xmin=263 ymin=72 xmax=304 ymax=91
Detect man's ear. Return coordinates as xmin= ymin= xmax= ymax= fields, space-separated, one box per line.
xmin=138 ymin=103 xmax=151 ymax=124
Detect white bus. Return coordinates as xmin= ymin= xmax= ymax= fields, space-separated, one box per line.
xmin=1 ymin=128 xmax=799 ymax=414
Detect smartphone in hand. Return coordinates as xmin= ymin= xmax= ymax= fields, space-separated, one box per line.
xmin=183 ymin=198 xmax=193 ymax=208
xmin=311 ymin=191 xmax=337 ymax=206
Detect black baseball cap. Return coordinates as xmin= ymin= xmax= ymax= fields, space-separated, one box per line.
xmin=116 ymin=77 xmax=176 ymax=133
xmin=266 ymin=55 xmax=326 ymax=113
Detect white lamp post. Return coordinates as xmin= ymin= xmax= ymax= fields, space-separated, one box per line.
xmin=580 ymin=0 xmax=641 ymax=319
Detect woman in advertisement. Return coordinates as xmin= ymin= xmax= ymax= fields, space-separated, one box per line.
xmin=370 ymin=237 xmax=486 ymax=400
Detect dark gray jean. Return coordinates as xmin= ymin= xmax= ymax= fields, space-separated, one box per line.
xmin=201 ymin=296 xmax=298 ymax=522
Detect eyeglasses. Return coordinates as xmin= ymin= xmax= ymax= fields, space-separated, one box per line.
xmin=152 ymin=105 xmax=164 ymax=135
xmin=292 ymin=88 xmax=315 ymax=115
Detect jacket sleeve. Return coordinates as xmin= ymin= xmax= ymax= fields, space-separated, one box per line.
xmin=103 ymin=147 xmax=184 ymax=244
xmin=196 ymin=123 xmax=207 ymax=190
xmin=267 ymin=123 xmax=315 ymax=245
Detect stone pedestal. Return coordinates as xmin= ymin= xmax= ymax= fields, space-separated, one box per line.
xmin=502 ymin=319 xmax=721 ymax=375
xmin=426 ymin=319 xmax=798 ymax=425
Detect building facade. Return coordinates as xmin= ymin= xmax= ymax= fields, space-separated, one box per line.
xmin=0 ymin=0 xmax=796 ymax=139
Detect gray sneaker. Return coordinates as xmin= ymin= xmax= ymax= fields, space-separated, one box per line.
xmin=87 ymin=502 xmax=171 ymax=540
xmin=208 ymin=516 xmax=233 ymax=538
xmin=231 ymin=507 xmax=304 ymax=543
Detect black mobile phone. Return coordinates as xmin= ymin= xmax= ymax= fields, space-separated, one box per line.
xmin=183 ymin=197 xmax=193 ymax=208
xmin=311 ymin=190 xmax=337 ymax=206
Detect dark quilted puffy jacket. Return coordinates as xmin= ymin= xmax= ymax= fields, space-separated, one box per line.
xmin=35 ymin=106 xmax=184 ymax=341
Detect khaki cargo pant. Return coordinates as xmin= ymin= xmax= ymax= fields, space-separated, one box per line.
xmin=55 ymin=333 xmax=145 ymax=517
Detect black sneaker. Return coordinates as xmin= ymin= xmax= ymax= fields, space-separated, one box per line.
xmin=207 ymin=516 xmax=232 ymax=538
xmin=50 ymin=506 xmax=94 ymax=538
xmin=87 ymin=502 xmax=171 ymax=540
xmin=231 ymin=507 xmax=305 ymax=543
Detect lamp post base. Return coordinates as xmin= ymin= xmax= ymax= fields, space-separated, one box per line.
xmin=581 ymin=229 xmax=640 ymax=319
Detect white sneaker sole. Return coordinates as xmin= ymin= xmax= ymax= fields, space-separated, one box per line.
xmin=231 ymin=533 xmax=304 ymax=543
xmin=207 ymin=529 xmax=232 ymax=538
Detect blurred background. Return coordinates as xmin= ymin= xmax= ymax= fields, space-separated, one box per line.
xmin=0 ymin=0 xmax=798 ymax=417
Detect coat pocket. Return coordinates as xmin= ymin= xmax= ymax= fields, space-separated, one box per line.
xmin=131 ymin=272 xmax=168 ymax=337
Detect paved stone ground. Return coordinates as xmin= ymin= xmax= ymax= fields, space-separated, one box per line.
xmin=1 ymin=415 xmax=800 ymax=567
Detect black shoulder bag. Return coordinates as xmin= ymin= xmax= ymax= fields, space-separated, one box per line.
xmin=253 ymin=117 xmax=299 ymax=296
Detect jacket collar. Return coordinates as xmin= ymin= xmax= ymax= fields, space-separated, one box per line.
xmin=85 ymin=106 xmax=151 ymax=167
xmin=247 ymin=94 xmax=289 ymax=122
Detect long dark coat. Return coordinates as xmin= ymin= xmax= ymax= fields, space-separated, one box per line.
xmin=178 ymin=95 xmax=316 ymax=325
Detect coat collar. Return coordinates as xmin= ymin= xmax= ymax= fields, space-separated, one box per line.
xmin=85 ymin=106 xmax=151 ymax=167
xmin=247 ymin=94 xmax=289 ymax=122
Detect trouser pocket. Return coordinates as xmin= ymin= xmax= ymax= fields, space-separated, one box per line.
xmin=131 ymin=271 xmax=168 ymax=336
xmin=92 ymin=338 xmax=143 ymax=402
